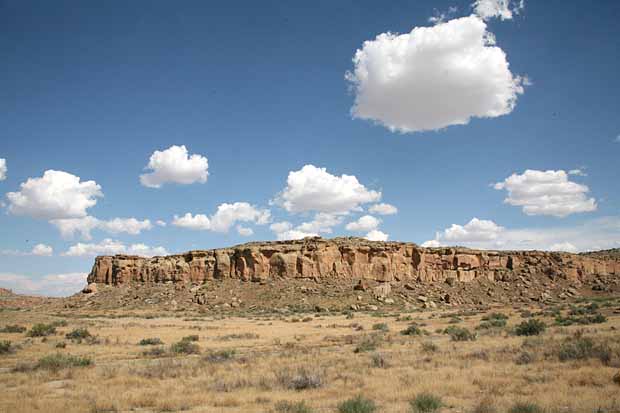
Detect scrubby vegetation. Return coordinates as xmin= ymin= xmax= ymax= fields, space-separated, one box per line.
xmin=139 ymin=337 xmax=164 ymax=345
xmin=27 ymin=323 xmax=57 ymax=337
xmin=514 ymin=319 xmax=546 ymax=336
xmin=410 ymin=393 xmax=442 ymax=413
xmin=337 ymin=396 xmax=377 ymax=413
xmin=35 ymin=353 xmax=92 ymax=371
xmin=443 ymin=326 xmax=476 ymax=341
xmin=0 ymin=325 xmax=26 ymax=333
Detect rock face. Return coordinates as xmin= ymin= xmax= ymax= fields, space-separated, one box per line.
xmin=87 ymin=237 xmax=620 ymax=286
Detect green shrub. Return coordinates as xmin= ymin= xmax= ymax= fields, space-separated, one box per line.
xmin=477 ymin=313 xmax=508 ymax=330
xmin=421 ymin=341 xmax=438 ymax=353
xmin=142 ymin=346 xmax=166 ymax=357
xmin=0 ymin=340 xmax=13 ymax=355
xmin=410 ymin=393 xmax=442 ymax=413
xmin=482 ymin=312 xmax=508 ymax=322
xmin=514 ymin=319 xmax=546 ymax=336
xmin=508 ymin=402 xmax=543 ymax=413
xmin=55 ymin=342 xmax=66 ymax=349
xmin=0 ymin=325 xmax=26 ymax=333
xmin=354 ymin=335 xmax=382 ymax=353
xmin=372 ymin=323 xmax=389 ymax=332
xmin=401 ymin=325 xmax=424 ymax=336
xmin=555 ymin=313 xmax=607 ymax=326
xmin=65 ymin=328 xmax=92 ymax=341
xmin=274 ymin=400 xmax=314 ymax=413
xmin=370 ymin=352 xmax=390 ymax=368
xmin=170 ymin=339 xmax=200 ymax=354
xmin=555 ymin=333 xmax=611 ymax=363
xmin=445 ymin=326 xmax=476 ymax=341
xmin=205 ymin=349 xmax=236 ymax=363
xmin=36 ymin=353 xmax=92 ymax=371
xmin=139 ymin=337 xmax=163 ymax=346
xmin=181 ymin=334 xmax=199 ymax=342
xmin=338 ymin=396 xmax=377 ymax=413
xmin=27 ymin=323 xmax=57 ymax=337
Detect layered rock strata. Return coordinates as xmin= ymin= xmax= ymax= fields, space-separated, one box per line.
xmin=87 ymin=237 xmax=620 ymax=287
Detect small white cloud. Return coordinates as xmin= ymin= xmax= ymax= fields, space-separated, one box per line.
xmin=63 ymin=239 xmax=168 ymax=257
xmin=173 ymin=202 xmax=270 ymax=233
xmin=155 ymin=220 xmax=167 ymax=227
xmin=346 ymin=15 xmax=525 ymax=133
xmin=549 ymin=242 xmax=578 ymax=253
xmin=345 ymin=215 xmax=381 ymax=232
xmin=421 ymin=239 xmax=442 ymax=248
xmin=140 ymin=145 xmax=209 ymax=188
xmin=274 ymin=229 xmax=319 ymax=241
xmin=7 ymin=170 xmax=102 ymax=220
xmin=270 ymin=221 xmax=293 ymax=234
xmin=274 ymin=165 xmax=380 ymax=214
xmin=236 ymin=225 xmax=254 ymax=236
xmin=365 ymin=229 xmax=389 ymax=241
xmin=0 ymin=272 xmax=87 ymax=297
xmin=1 ymin=243 xmax=54 ymax=257
xmin=31 ymin=244 xmax=53 ymax=256
xmin=0 ymin=158 xmax=6 ymax=181
xmin=428 ymin=6 xmax=458 ymax=24
xmin=494 ymin=169 xmax=597 ymax=217
xmin=444 ymin=217 xmax=505 ymax=242
xmin=50 ymin=216 xmax=153 ymax=240
xmin=568 ymin=168 xmax=587 ymax=177
xmin=296 ymin=213 xmax=342 ymax=234
xmin=368 ymin=203 xmax=398 ymax=215
xmin=473 ymin=0 xmax=524 ymax=21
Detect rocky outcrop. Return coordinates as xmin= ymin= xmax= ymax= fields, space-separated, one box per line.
xmin=87 ymin=237 xmax=620 ymax=286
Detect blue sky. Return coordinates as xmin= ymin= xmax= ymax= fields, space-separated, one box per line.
xmin=1 ymin=0 xmax=619 ymax=295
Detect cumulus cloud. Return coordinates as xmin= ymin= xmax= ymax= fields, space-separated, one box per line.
xmin=172 ymin=202 xmax=270 ymax=233
xmin=63 ymin=239 xmax=168 ymax=257
xmin=275 ymin=165 xmax=380 ymax=214
xmin=365 ymin=229 xmax=389 ymax=241
xmin=50 ymin=216 xmax=153 ymax=240
xmin=155 ymin=220 xmax=167 ymax=227
xmin=345 ymin=215 xmax=381 ymax=232
xmin=1 ymin=243 xmax=54 ymax=257
xmin=368 ymin=203 xmax=398 ymax=215
xmin=0 ymin=158 xmax=6 ymax=181
xmin=269 ymin=214 xmax=342 ymax=241
xmin=0 ymin=272 xmax=87 ymax=297
xmin=140 ymin=145 xmax=209 ymax=188
xmin=7 ymin=170 xmax=102 ymax=220
xmin=568 ymin=168 xmax=587 ymax=177
xmin=346 ymin=15 xmax=525 ymax=133
xmin=473 ymin=0 xmax=524 ymax=21
xmin=269 ymin=221 xmax=317 ymax=241
xmin=494 ymin=169 xmax=597 ymax=217
xmin=422 ymin=216 xmax=620 ymax=252
xmin=236 ymin=225 xmax=254 ymax=236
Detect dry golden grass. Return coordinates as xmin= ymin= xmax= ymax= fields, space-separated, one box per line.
xmin=1 ymin=298 xmax=620 ymax=413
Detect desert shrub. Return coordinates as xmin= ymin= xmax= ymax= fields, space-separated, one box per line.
xmin=515 ymin=351 xmax=535 ymax=365
xmin=482 ymin=312 xmax=508 ymax=322
xmin=36 ymin=353 xmax=92 ymax=371
xmin=27 ymin=323 xmax=57 ymax=337
xmin=0 ymin=340 xmax=13 ymax=355
xmin=55 ymin=342 xmax=66 ymax=349
xmin=448 ymin=317 xmax=463 ymax=324
xmin=397 ymin=315 xmax=413 ymax=322
xmin=338 ymin=396 xmax=377 ymax=413
xmin=354 ymin=335 xmax=382 ymax=353
xmin=170 ymin=339 xmax=200 ymax=354
xmin=65 ymin=328 xmax=91 ymax=341
xmin=508 ymin=402 xmax=543 ymax=413
xmin=421 ymin=341 xmax=438 ymax=353
xmin=142 ymin=346 xmax=166 ymax=357
xmin=554 ymin=333 xmax=611 ymax=364
xmin=218 ymin=333 xmax=259 ymax=340
xmin=370 ymin=352 xmax=390 ymax=368
xmin=1 ymin=324 xmax=26 ymax=333
xmin=555 ymin=313 xmax=607 ymax=326
xmin=514 ymin=319 xmax=546 ymax=336
xmin=139 ymin=337 xmax=163 ymax=346
xmin=613 ymin=371 xmax=620 ymax=385
xmin=277 ymin=368 xmax=324 ymax=390
xmin=181 ymin=334 xmax=199 ymax=342
xmin=51 ymin=320 xmax=68 ymax=327
xmin=372 ymin=322 xmax=389 ymax=332
xmin=205 ymin=349 xmax=236 ymax=363
xmin=410 ymin=393 xmax=442 ymax=413
xmin=445 ymin=326 xmax=476 ymax=342
xmin=401 ymin=325 xmax=424 ymax=336
xmin=274 ymin=400 xmax=314 ymax=413
xmin=478 ymin=313 xmax=508 ymax=330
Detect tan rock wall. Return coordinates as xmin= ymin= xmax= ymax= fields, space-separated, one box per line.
xmin=87 ymin=237 xmax=620 ymax=286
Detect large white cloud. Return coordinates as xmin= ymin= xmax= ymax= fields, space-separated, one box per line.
xmin=368 ymin=203 xmax=398 ymax=215
xmin=1 ymin=243 xmax=53 ymax=257
xmin=172 ymin=202 xmax=270 ymax=233
xmin=494 ymin=169 xmax=597 ymax=217
xmin=6 ymin=170 xmax=103 ymax=220
xmin=423 ymin=216 xmax=620 ymax=252
xmin=473 ymin=0 xmax=524 ymax=21
xmin=269 ymin=213 xmax=343 ymax=241
xmin=63 ymin=239 xmax=168 ymax=257
xmin=0 ymin=158 xmax=6 ymax=181
xmin=345 ymin=215 xmax=381 ymax=232
xmin=50 ymin=216 xmax=153 ymax=240
xmin=0 ymin=272 xmax=87 ymax=297
xmin=140 ymin=145 xmax=209 ymax=188
xmin=346 ymin=15 xmax=525 ymax=133
xmin=274 ymin=165 xmax=381 ymax=214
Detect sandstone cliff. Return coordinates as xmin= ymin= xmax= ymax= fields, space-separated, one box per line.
xmin=87 ymin=237 xmax=620 ymax=286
